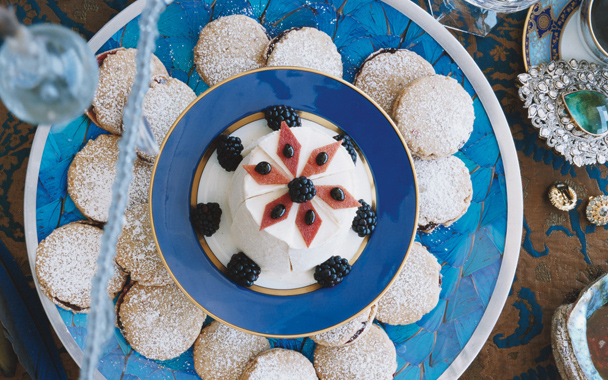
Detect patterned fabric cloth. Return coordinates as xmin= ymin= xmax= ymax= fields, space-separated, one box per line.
xmin=0 ymin=0 xmax=599 ymax=379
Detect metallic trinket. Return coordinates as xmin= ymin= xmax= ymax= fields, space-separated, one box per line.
xmin=586 ymin=195 xmax=608 ymax=225
xmin=518 ymin=59 xmax=608 ymax=167
xmin=548 ymin=182 xmax=577 ymax=211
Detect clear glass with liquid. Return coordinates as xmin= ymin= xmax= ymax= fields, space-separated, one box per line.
xmin=585 ymin=0 xmax=608 ymax=61
xmin=0 ymin=24 xmax=98 ymax=125
xmin=429 ymin=0 xmax=537 ymax=36
xmin=462 ymin=0 xmax=539 ymax=13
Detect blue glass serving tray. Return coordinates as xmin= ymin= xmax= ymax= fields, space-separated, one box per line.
xmin=24 ymin=0 xmax=522 ymax=378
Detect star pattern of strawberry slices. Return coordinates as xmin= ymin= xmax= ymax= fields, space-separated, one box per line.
xmin=244 ymin=122 xmax=360 ymax=247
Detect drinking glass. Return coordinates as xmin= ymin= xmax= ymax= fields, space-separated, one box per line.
xmin=0 ymin=10 xmax=99 ymax=125
xmin=427 ymin=0 xmax=539 ymax=36
xmin=579 ymin=0 xmax=608 ymax=63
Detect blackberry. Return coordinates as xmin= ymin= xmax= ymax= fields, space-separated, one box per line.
xmin=314 ymin=256 xmax=351 ymax=288
xmin=216 ymin=135 xmax=243 ymax=171
xmin=333 ymin=134 xmax=357 ymax=164
xmin=288 ymin=176 xmax=316 ymax=203
xmin=191 ymin=202 xmax=222 ymax=237
xmin=265 ymin=105 xmax=301 ymax=130
xmin=352 ymin=199 xmax=377 ymax=237
xmin=226 ymin=252 xmax=261 ymax=287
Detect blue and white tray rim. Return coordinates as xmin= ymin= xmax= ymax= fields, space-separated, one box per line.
xmin=23 ymin=0 xmax=523 ymax=379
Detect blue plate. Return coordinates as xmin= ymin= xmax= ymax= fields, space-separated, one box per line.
xmin=150 ymin=67 xmax=417 ymax=337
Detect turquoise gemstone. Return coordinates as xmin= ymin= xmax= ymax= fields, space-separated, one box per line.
xmin=563 ymin=90 xmax=608 ymax=135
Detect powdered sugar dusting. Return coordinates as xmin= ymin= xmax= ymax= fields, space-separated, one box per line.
xmin=354 ymin=49 xmax=434 ymax=115
xmin=118 ymin=283 xmax=206 ymax=361
xmin=138 ymin=77 xmax=197 ymax=161
xmin=392 ymin=74 xmax=474 ymax=160
xmin=415 ymin=156 xmax=472 ymax=227
xmin=67 ymin=134 xmax=153 ymax=223
xmin=311 ymin=305 xmax=376 ymax=347
xmin=194 ymin=15 xmax=269 ymax=86
xmin=241 ymin=348 xmax=317 ymax=380
xmin=375 ymin=242 xmax=441 ymax=325
xmin=314 ymin=324 xmax=396 ymax=380
xmin=36 ymin=222 xmax=126 ymax=312
xmin=265 ymin=27 xmax=343 ymax=78
xmin=116 ymin=204 xmax=172 ymax=286
xmin=92 ymin=48 xmax=168 ymax=134
xmin=193 ymin=321 xmax=269 ymax=380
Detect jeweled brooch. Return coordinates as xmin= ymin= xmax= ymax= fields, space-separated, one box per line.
xmin=548 ymin=182 xmax=577 ymax=211
xmin=586 ymin=195 xmax=608 ymax=225
xmin=518 ymin=59 xmax=608 ymax=166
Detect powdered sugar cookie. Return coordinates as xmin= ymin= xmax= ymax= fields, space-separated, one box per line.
xmin=415 ymin=155 xmax=472 ymax=231
xmin=67 ymin=134 xmax=153 ymax=223
xmin=265 ymin=27 xmax=342 ymax=78
xmin=137 ymin=77 xmax=197 ymax=161
xmin=313 ymin=324 xmax=396 ymax=380
xmin=117 ymin=283 xmax=206 ymax=361
xmin=36 ymin=222 xmax=126 ymax=313
xmin=354 ymin=49 xmax=434 ymax=115
xmin=375 ymin=242 xmax=441 ymax=325
xmin=193 ymin=321 xmax=270 ymax=380
xmin=240 ymin=348 xmax=317 ymax=380
xmin=116 ymin=204 xmax=172 ymax=286
xmin=194 ymin=15 xmax=269 ymax=87
xmin=311 ymin=305 xmax=377 ymax=347
xmin=392 ymin=74 xmax=474 ymax=160
xmin=92 ymin=48 xmax=168 ymax=134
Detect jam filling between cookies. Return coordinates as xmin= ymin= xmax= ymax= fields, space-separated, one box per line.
xmin=420 ymin=222 xmax=439 ymax=233
xmin=114 ymin=282 xmax=134 ymax=343
xmin=54 ymin=298 xmax=86 ymax=313
xmin=345 ymin=320 xmax=368 ymax=344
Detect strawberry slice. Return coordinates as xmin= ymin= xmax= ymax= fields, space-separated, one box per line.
xmin=277 ymin=122 xmax=301 ymax=177
xmin=315 ymin=185 xmax=361 ymax=209
xmin=260 ymin=193 xmax=293 ymax=230
xmin=296 ymin=201 xmax=322 ymax=247
xmin=300 ymin=141 xmax=342 ymax=177
xmin=244 ymin=164 xmax=290 ymax=185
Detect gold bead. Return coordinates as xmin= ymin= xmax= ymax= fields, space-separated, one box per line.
xmin=548 ymin=182 xmax=577 ymax=211
xmin=586 ymin=195 xmax=608 ymax=226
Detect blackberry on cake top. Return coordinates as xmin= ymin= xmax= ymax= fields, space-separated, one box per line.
xmin=288 ymin=176 xmax=316 ymax=203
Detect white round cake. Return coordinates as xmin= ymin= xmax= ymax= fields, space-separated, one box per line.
xmin=228 ymin=125 xmax=361 ymax=274
xmin=198 ymin=118 xmax=373 ymax=289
